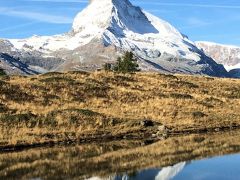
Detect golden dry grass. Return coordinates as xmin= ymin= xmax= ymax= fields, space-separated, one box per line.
xmin=0 ymin=71 xmax=240 ymax=147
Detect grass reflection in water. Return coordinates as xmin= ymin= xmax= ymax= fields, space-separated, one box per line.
xmin=1 ymin=130 xmax=240 ymax=179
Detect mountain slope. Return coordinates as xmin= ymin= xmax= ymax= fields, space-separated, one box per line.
xmin=196 ymin=41 xmax=240 ymax=70
xmin=0 ymin=53 xmax=38 ymax=75
xmin=0 ymin=0 xmax=229 ymax=77
xmin=196 ymin=41 xmax=240 ymax=78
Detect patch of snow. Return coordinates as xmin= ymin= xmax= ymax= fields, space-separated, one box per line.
xmin=28 ymin=65 xmax=48 ymax=73
xmin=155 ymin=162 xmax=186 ymax=180
xmin=225 ymin=63 xmax=240 ymax=71
xmin=196 ymin=41 xmax=240 ymax=49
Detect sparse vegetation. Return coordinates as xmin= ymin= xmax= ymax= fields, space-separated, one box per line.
xmin=0 ymin=71 xmax=239 ymax=148
xmin=103 ymin=63 xmax=112 ymax=71
xmin=103 ymin=52 xmax=139 ymax=73
xmin=192 ymin=111 xmax=207 ymax=118
xmin=0 ymin=68 xmax=6 ymax=76
xmin=169 ymin=93 xmax=193 ymax=99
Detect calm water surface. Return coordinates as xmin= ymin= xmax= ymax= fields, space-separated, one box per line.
xmin=102 ymin=154 xmax=240 ymax=180
xmin=1 ymin=131 xmax=240 ymax=180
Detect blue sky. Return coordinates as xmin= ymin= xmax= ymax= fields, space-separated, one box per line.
xmin=0 ymin=0 xmax=240 ymax=45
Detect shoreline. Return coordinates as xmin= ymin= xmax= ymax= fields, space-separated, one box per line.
xmin=1 ymin=127 xmax=240 ymax=179
xmin=1 ymin=125 xmax=240 ymax=153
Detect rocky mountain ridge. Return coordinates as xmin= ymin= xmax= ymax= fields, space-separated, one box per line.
xmin=196 ymin=41 xmax=240 ymax=78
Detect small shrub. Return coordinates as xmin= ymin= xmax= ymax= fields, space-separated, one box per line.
xmin=205 ymin=97 xmax=223 ymax=104
xmin=103 ymin=75 xmax=134 ymax=87
xmin=224 ymin=87 xmax=240 ymax=99
xmin=169 ymin=93 xmax=193 ymax=99
xmin=0 ymin=112 xmax=37 ymax=126
xmin=119 ymin=92 xmax=143 ymax=103
xmin=40 ymin=76 xmax=75 ymax=83
xmin=0 ymin=68 xmax=6 ymax=76
xmin=158 ymin=73 xmax=178 ymax=80
xmin=0 ymin=103 xmax=8 ymax=113
xmin=78 ymin=109 xmax=100 ymax=116
xmin=0 ymin=83 xmax=35 ymax=102
xmin=178 ymin=81 xmax=199 ymax=88
xmin=197 ymin=101 xmax=214 ymax=108
xmin=0 ymin=80 xmax=8 ymax=86
xmin=41 ymin=72 xmax=63 ymax=77
xmin=84 ymin=79 xmax=110 ymax=98
xmin=192 ymin=111 xmax=207 ymax=118
xmin=68 ymin=71 xmax=90 ymax=76
xmin=168 ymin=80 xmax=199 ymax=89
xmin=42 ymin=94 xmax=60 ymax=105
xmin=103 ymin=63 xmax=112 ymax=71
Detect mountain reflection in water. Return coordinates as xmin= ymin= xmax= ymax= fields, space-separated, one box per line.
xmin=87 ymin=153 xmax=240 ymax=180
xmin=85 ymin=162 xmax=186 ymax=180
xmin=1 ymin=130 xmax=240 ymax=179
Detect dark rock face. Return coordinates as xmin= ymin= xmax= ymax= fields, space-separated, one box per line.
xmin=18 ymin=54 xmax=64 ymax=71
xmin=197 ymin=53 xmax=230 ymax=78
xmin=0 ymin=53 xmax=38 ymax=75
xmin=141 ymin=120 xmax=154 ymax=127
xmin=0 ymin=39 xmax=65 ymax=74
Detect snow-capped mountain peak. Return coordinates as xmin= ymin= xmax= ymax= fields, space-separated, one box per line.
xmin=0 ymin=0 xmax=230 ymax=77
xmin=72 ymin=0 xmax=183 ymax=42
xmin=72 ymin=0 xmax=113 ymax=34
xmin=71 ymin=0 xmax=202 ymax=62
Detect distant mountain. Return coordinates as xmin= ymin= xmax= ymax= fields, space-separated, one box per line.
xmin=0 ymin=0 xmax=229 ymax=77
xmin=196 ymin=41 xmax=240 ymax=70
xmin=196 ymin=41 xmax=240 ymax=78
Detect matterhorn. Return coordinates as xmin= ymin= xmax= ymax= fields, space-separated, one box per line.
xmin=0 ymin=0 xmax=229 ymax=76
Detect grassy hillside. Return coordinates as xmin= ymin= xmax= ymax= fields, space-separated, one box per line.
xmin=0 ymin=71 xmax=240 ymax=148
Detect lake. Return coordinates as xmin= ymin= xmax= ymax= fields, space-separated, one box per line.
xmin=1 ymin=130 xmax=240 ymax=179
xmin=102 ymin=154 xmax=240 ymax=180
